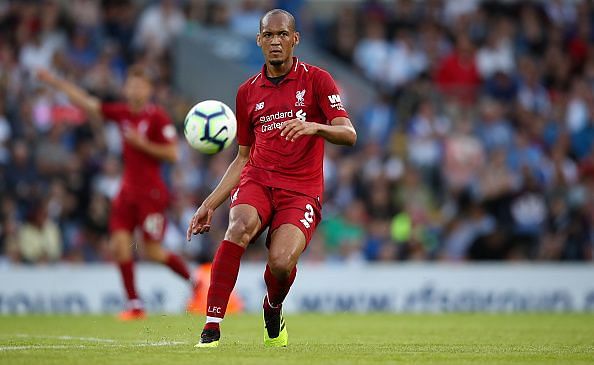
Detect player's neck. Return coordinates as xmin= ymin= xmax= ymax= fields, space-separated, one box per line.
xmin=128 ymin=101 xmax=147 ymax=113
xmin=266 ymin=58 xmax=293 ymax=78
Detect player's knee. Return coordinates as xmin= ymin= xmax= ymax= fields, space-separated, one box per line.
xmin=144 ymin=245 xmax=166 ymax=263
xmin=112 ymin=244 xmax=132 ymax=262
xmin=268 ymin=253 xmax=295 ymax=280
xmin=111 ymin=235 xmax=132 ymax=262
xmin=225 ymin=216 xmax=258 ymax=246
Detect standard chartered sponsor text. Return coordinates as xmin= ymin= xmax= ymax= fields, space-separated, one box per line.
xmin=259 ymin=110 xmax=293 ymax=123
xmin=262 ymin=121 xmax=286 ymax=132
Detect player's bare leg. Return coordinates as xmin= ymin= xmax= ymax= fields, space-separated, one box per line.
xmin=195 ymin=204 xmax=260 ymax=348
xmin=263 ymin=224 xmax=306 ymax=347
xmin=144 ymin=241 xmax=193 ymax=283
xmin=143 ymin=242 xmax=167 ymax=262
xmin=112 ymin=230 xmax=146 ymax=320
xmin=144 ymin=240 xmax=197 ymax=312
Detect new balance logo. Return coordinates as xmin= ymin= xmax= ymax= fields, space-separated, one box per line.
xmin=143 ymin=213 xmax=164 ymax=239
xmin=231 ymin=189 xmax=239 ymax=203
xmin=327 ymin=94 xmax=344 ymax=111
xmin=255 ymin=102 xmax=264 ymax=111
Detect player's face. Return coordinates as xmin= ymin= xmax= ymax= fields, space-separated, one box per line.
xmin=123 ymin=76 xmax=152 ymax=106
xmin=257 ymin=14 xmax=299 ymax=67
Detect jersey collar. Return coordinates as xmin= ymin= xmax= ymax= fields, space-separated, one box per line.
xmin=258 ymin=57 xmax=300 ymax=87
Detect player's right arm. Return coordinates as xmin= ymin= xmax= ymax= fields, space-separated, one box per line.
xmin=186 ymin=145 xmax=250 ymax=239
xmin=188 ymin=85 xmax=253 ymax=240
xmin=37 ymin=69 xmax=102 ymax=121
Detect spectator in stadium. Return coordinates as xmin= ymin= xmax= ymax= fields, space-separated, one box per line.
xmin=5 ymin=140 xmax=39 ymax=217
xmin=0 ymin=99 xmax=11 ymax=164
xmin=434 ymin=33 xmax=481 ymax=104
xmin=18 ymin=199 xmax=62 ymax=264
xmin=476 ymin=18 xmax=515 ymax=79
xmin=0 ymin=198 xmax=21 ymax=264
xmin=230 ymin=0 xmax=265 ymax=38
xmin=134 ymin=0 xmax=186 ymax=57
xmin=354 ymin=20 xmax=389 ymax=86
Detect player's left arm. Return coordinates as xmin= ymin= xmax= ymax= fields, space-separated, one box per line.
xmin=123 ymin=111 xmax=179 ymax=163
xmin=123 ymin=127 xmax=179 ymax=162
xmin=281 ymin=68 xmax=356 ymax=146
xmin=281 ymin=116 xmax=356 ymax=146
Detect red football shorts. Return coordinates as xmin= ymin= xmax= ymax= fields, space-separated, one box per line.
xmin=109 ymin=187 xmax=169 ymax=242
xmin=229 ymin=179 xmax=322 ymax=249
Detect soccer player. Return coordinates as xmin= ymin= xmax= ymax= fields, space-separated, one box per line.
xmin=187 ymin=9 xmax=357 ymax=347
xmin=37 ymin=65 xmax=195 ymax=320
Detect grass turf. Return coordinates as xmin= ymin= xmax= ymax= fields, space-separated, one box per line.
xmin=0 ymin=313 xmax=592 ymax=365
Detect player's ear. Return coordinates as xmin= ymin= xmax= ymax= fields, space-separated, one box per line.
xmin=256 ymin=33 xmax=262 ymax=47
xmin=293 ymin=31 xmax=300 ymax=47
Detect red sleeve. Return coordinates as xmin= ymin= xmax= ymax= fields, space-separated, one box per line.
xmin=235 ymin=86 xmax=254 ymax=146
xmin=314 ymin=69 xmax=349 ymax=123
xmin=149 ymin=108 xmax=177 ymax=144
xmin=100 ymin=102 xmax=128 ymax=124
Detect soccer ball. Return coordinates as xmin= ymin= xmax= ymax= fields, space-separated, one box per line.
xmin=183 ymin=100 xmax=237 ymax=154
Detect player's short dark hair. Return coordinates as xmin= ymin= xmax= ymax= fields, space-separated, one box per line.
xmin=259 ymin=9 xmax=296 ymax=33
xmin=126 ymin=64 xmax=154 ymax=84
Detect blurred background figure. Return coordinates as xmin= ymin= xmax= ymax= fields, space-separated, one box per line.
xmin=17 ymin=199 xmax=62 ymax=264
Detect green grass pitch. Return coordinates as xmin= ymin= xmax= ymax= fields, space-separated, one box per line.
xmin=0 ymin=313 xmax=593 ymax=364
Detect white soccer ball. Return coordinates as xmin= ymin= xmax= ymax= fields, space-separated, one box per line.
xmin=183 ymin=100 xmax=237 ymax=154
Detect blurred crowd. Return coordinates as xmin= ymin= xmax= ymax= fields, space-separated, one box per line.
xmin=316 ymin=0 xmax=594 ymax=262
xmin=0 ymin=0 xmax=592 ymax=266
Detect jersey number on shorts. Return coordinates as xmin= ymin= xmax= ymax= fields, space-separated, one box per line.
xmin=143 ymin=213 xmax=164 ymax=239
xmin=300 ymin=204 xmax=315 ymax=229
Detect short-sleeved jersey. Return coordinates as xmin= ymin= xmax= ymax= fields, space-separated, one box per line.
xmin=101 ymin=102 xmax=177 ymax=195
xmin=236 ymin=57 xmax=349 ymax=199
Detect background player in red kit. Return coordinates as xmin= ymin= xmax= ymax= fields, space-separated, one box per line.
xmin=188 ymin=9 xmax=357 ymax=347
xmin=37 ymin=65 xmax=195 ymax=320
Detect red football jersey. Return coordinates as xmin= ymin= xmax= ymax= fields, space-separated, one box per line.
xmin=101 ymin=102 xmax=176 ymax=195
xmin=236 ymin=57 xmax=349 ymax=199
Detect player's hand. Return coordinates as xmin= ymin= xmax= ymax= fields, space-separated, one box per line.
xmin=280 ymin=118 xmax=319 ymax=142
xmin=187 ymin=205 xmax=215 ymax=240
xmin=36 ymin=68 xmax=58 ymax=86
xmin=123 ymin=126 xmax=147 ymax=149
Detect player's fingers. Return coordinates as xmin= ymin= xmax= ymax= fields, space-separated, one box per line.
xmin=195 ymin=209 xmax=213 ymax=234
xmin=287 ymin=127 xmax=303 ymax=141
xmin=282 ymin=118 xmax=299 ymax=126
xmin=198 ymin=223 xmax=209 ymax=234
xmin=186 ymin=224 xmax=192 ymax=241
xmin=189 ymin=219 xmax=197 ymax=237
xmin=280 ymin=120 xmax=298 ymax=137
xmin=280 ymin=126 xmax=292 ymax=137
xmin=191 ymin=215 xmax=202 ymax=234
xmin=290 ymin=130 xmax=304 ymax=142
xmin=284 ymin=124 xmax=302 ymax=140
xmin=187 ymin=216 xmax=198 ymax=240
xmin=195 ymin=225 xmax=204 ymax=235
xmin=194 ymin=215 xmax=205 ymax=233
